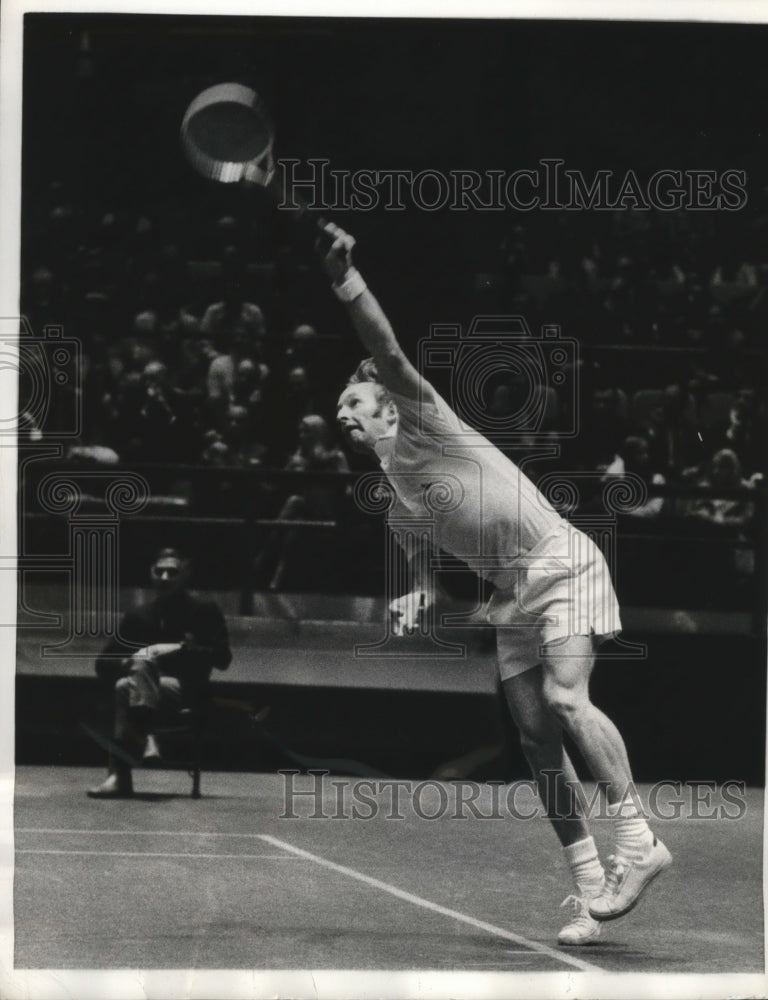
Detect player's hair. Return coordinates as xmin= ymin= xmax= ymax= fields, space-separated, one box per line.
xmin=347 ymin=357 xmax=391 ymax=406
xmin=348 ymin=357 xmax=380 ymax=384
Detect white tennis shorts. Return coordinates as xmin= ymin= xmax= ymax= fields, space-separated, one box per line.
xmin=488 ymin=523 xmax=621 ymax=680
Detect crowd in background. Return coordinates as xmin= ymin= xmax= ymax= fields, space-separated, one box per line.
xmin=21 ymin=182 xmax=765 ymax=540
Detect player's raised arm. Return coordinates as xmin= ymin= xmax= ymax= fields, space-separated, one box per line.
xmin=319 ymin=222 xmax=430 ymax=401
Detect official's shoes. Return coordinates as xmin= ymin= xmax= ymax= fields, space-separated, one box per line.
xmin=558 ymin=893 xmax=602 ymax=945
xmin=588 ymin=838 xmax=672 ymax=921
xmin=142 ymin=734 xmax=162 ymax=766
xmin=87 ymin=772 xmax=133 ymax=799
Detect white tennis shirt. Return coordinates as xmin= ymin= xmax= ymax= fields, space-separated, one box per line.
xmin=374 ymin=386 xmax=565 ymax=588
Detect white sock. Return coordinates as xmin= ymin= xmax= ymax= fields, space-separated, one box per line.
xmin=608 ymin=799 xmax=654 ymax=856
xmin=564 ymin=836 xmax=604 ymax=896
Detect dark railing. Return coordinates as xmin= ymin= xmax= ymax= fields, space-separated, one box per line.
xmin=18 ymin=460 xmax=767 ymax=633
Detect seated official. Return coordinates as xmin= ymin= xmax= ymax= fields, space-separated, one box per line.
xmin=87 ymin=548 xmax=232 ymax=798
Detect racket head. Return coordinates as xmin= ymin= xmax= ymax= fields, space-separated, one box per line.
xmin=181 ymin=82 xmax=275 ymax=186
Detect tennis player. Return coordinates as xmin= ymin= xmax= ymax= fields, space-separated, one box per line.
xmin=320 ymin=222 xmax=671 ymax=946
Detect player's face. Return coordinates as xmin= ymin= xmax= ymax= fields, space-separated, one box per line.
xmin=336 ymin=383 xmax=396 ymax=454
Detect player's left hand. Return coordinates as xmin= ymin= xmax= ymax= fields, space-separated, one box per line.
xmin=389 ymin=589 xmax=433 ymax=636
xmin=136 ymin=642 xmax=184 ymax=661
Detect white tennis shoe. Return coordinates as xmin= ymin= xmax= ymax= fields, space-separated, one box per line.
xmin=558 ymin=892 xmax=602 ymax=946
xmin=588 ymin=837 xmax=672 ymax=921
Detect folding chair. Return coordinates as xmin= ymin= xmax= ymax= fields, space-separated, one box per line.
xmin=152 ymin=692 xmax=210 ymax=799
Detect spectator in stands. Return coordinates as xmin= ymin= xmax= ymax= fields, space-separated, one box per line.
xmin=710 ymin=391 xmax=762 ymax=478
xmin=178 ymin=301 xmax=203 ymax=336
xmin=130 ymin=271 xmax=192 ymax=368
xmin=603 ymin=435 xmax=666 ymax=519
xmin=195 ymin=424 xmax=266 ymax=516
xmin=103 ymin=370 xmax=145 ymax=458
xmin=199 ymin=429 xmax=231 ymax=466
xmin=637 ymin=384 xmax=703 ymax=476
xmin=121 ymin=314 xmax=159 ymax=378
xmin=231 ymin=357 xmax=267 ymax=426
xmin=87 ymin=548 xmax=232 ymax=798
xmin=711 ymin=260 xmax=759 ymax=291
xmin=223 ymin=405 xmax=268 ymax=467
xmin=285 ymin=414 xmax=350 ymax=490
xmin=101 ymin=360 xmax=192 ymax=463
xmin=206 ymin=326 xmax=270 ymax=430
xmin=681 ymin=448 xmax=758 ymax=592
xmin=285 ymin=365 xmax=315 ymax=413
xmin=283 ymin=323 xmax=320 ymax=373
xmin=683 ymin=448 xmax=755 ymax=528
xmin=166 ymin=335 xmax=216 ymax=449
xmin=573 ymin=386 xmax=628 ymax=473
xmin=484 ymin=372 xmax=554 ymax=435
xmin=136 ymin=360 xmax=185 ymax=462
xmin=271 ymin=365 xmax=321 ymax=461
xmin=200 ymin=257 xmax=266 ymax=346
xmin=255 ymin=414 xmax=349 ymax=591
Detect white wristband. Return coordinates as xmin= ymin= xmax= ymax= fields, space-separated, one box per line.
xmin=333 ymin=268 xmax=367 ymax=303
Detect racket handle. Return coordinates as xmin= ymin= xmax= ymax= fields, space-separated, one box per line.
xmin=258 ymin=171 xmax=330 ymax=242
xmin=246 ymin=166 xmax=340 ymax=258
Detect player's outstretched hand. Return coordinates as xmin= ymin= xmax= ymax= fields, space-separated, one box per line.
xmin=317 ymin=221 xmax=356 ymax=283
xmin=389 ymin=589 xmax=434 ymax=636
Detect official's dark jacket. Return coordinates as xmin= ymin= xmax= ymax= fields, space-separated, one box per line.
xmin=95 ymin=590 xmax=232 ymax=692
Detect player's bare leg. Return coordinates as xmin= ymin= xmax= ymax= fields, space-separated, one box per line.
xmin=539 ymin=636 xmax=633 ymax=801
xmin=539 ymin=635 xmax=672 ymax=922
xmin=503 ymin=667 xmax=604 ymax=945
xmin=503 ymin=667 xmax=590 ymax=847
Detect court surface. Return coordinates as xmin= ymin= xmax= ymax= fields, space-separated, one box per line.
xmin=12 ymin=766 xmax=764 ymax=975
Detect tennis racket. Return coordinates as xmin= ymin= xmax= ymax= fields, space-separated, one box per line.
xmin=180 ymin=82 xmax=324 ymax=229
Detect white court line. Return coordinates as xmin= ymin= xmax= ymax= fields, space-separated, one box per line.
xmin=258 ymin=834 xmax=602 ymax=974
xmin=17 ymin=849 xmax=301 ymax=860
xmin=17 ymin=827 xmax=272 ymax=838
